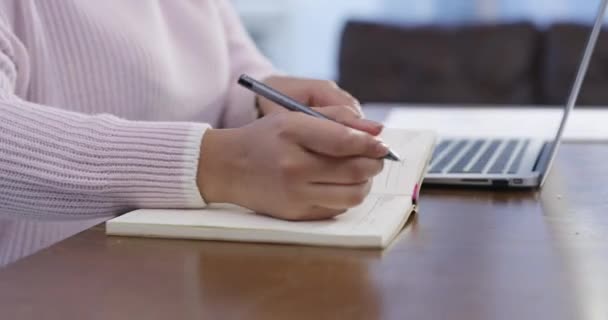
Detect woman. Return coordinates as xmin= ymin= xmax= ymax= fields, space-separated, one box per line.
xmin=0 ymin=1 xmax=386 ymax=221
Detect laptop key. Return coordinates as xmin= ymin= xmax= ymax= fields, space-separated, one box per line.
xmin=431 ymin=140 xmax=452 ymax=161
xmin=449 ymin=140 xmax=485 ymax=173
xmin=488 ymin=140 xmax=518 ymax=174
xmin=508 ymin=140 xmax=530 ymax=174
xmin=429 ymin=140 xmax=467 ymax=173
xmin=468 ymin=140 xmax=501 ymax=173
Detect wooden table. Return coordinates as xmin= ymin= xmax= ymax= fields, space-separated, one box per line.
xmin=1 ymin=119 xmax=608 ymax=320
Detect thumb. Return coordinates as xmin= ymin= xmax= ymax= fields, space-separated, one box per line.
xmin=312 ymin=106 xmax=384 ymax=136
xmin=287 ymin=113 xmax=388 ymax=159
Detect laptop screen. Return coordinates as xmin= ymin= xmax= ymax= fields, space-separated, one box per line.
xmin=540 ymin=0 xmax=608 ymax=186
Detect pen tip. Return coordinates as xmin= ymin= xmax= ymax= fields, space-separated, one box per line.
xmin=384 ymin=150 xmax=401 ymax=162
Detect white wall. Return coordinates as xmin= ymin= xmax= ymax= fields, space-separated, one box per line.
xmin=235 ymin=0 xmax=381 ymax=80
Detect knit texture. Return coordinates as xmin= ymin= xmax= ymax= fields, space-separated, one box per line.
xmin=0 ymin=0 xmax=275 ymax=217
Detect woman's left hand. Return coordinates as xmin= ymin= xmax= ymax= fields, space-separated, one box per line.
xmin=258 ymin=76 xmax=384 ymax=136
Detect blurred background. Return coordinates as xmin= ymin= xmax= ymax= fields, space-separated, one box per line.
xmin=232 ymin=0 xmax=608 ymax=106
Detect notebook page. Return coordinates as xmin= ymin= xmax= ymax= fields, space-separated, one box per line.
xmin=371 ymin=129 xmax=436 ymax=196
xmin=110 ymin=194 xmax=412 ymax=238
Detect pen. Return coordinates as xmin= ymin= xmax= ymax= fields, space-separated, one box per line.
xmin=237 ymin=74 xmax=401 ymax=161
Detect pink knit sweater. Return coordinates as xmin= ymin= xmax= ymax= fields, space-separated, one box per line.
xmin=0 ymin=0 xmax=275 ymax=217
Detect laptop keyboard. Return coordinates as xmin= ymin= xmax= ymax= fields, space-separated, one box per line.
xmin=431 ymin=140 xmax=452 ymax=160
xmin=468 ymin=140 xmax=501 ymax=173
xmin=428 ymin=141 xmax=467 ymax=173
xmin=488 ymin=140 xmax=518 ymax=174
xmin=449 ymin=140 xmax=485 ymax=173
xmin=507 ymin=140 xmax=529 ymax=174
xmin=429 ymin=139 xmax=530 ymax=175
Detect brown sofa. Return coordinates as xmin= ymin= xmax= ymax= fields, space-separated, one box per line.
xmin=338 ymin=21 xmax=608 ymax=106
xmin=542 ymin=23 xmax=608 ymax=105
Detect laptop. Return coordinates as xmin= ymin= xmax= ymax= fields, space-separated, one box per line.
xmin=424 ymin=0 xmax=608 ymax=189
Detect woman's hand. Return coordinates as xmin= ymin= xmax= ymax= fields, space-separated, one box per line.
xmin=197 ymin=109 xmax=387 ymax=221
xmin=259 ymin=76 xmax=383 ymax=136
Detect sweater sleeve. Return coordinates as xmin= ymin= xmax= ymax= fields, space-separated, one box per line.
xmin=0 ymin=21 xmax=208 ymax=217
xmin=214 ymin=0 xmax=277 ymax=128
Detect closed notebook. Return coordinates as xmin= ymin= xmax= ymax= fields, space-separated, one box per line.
xmin=106 ymin=129 xmax=437 ymax=249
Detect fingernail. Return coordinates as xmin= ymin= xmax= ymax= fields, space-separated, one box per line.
xmin=375 ymin=142 xmax=389 ymax=156
xmin=360 ymin=119 xmax=383 ymax=129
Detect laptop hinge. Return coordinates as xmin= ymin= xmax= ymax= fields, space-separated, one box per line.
xmin=533 ymin=142 xmax=552 ymax=173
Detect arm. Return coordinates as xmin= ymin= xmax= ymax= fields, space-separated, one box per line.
xmin=0 ymin=24 xmax=208 ymax=217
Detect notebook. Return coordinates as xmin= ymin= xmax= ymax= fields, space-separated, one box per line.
xmin=105 ymin=129 xmax=437 ymax=249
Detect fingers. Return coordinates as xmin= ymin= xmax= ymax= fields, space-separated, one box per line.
xmin=303 ymin=79 xmax=363 ymax=116
xmin=278 ymin=149 xmax=383 ymax=184
xmin=294 ymin=206 xmax=347 ymax=221
xmin=313 ymin=106 xmax=383 ymax=136
xmin=259 ymin=76 xmax=365 ymax=118
xmin=310 ymin=156 xmax=384 ymax=184
xmin=277 ymin=181 xmax=372 ymax=220
xmin=304 ymin=181 xmax=373 ymax=210
xmin=284 ymin=113 xmax=389 ymax=158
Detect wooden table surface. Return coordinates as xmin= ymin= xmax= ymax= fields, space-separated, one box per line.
xmin=1 ymin=109 xmax=608 ymax=320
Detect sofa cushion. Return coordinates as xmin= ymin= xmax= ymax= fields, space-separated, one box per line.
xmin=542 ymin=23 xmax=608 ymax=106
xmin=338 ymin=21 xmax=540 ymax=105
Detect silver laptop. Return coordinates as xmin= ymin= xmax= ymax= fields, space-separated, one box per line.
xmin=425 ymin=0 xmax=607 ymax=189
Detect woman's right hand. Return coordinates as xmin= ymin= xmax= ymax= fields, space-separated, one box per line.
xmin=197 ymin=109 xmax=387 ymax=221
